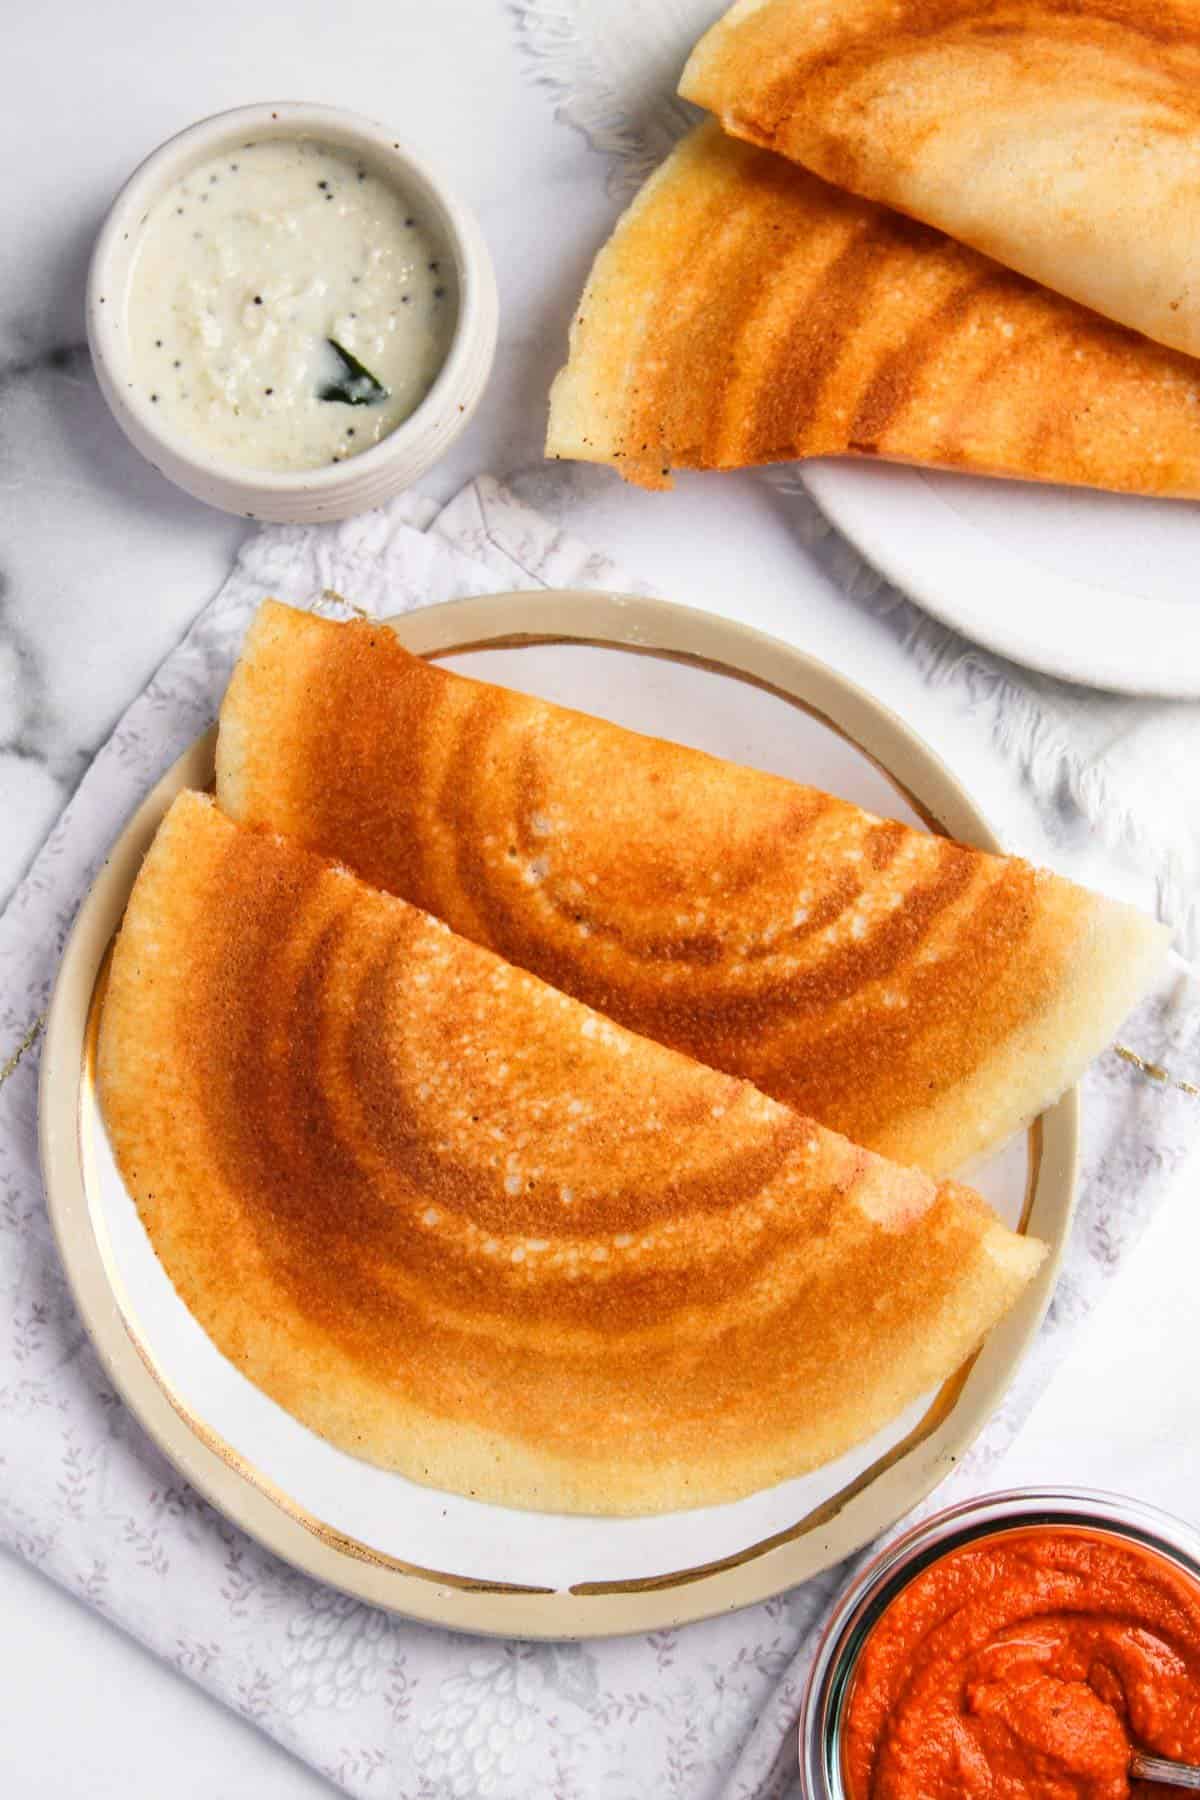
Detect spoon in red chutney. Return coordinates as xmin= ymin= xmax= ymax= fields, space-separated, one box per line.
xmin=1131 ymin=1751 xmax=1200 ymax=1790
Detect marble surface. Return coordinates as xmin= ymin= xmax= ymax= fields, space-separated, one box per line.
xmin=2 ymin=0 xmax=1198 ymax=1793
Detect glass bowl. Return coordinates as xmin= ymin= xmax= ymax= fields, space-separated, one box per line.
xmin=799 ymin=1485 xmax=1200 ymax=1798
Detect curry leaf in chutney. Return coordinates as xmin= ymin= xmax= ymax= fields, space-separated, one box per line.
xmin=318 ymin=339 xmax=390 ymax=405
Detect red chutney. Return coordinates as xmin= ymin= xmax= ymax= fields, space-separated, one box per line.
xmin=843 ymin=1528 xmax=1200 ymax=1800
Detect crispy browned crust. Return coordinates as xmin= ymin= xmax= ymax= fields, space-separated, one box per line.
xmin=97 ymin=792 xmax=1043 ymax=1515
xmin=217 ymin=604 xmax=1168 ymax=1177
xmin=545 ymin=122 xmax=1200 ymax=496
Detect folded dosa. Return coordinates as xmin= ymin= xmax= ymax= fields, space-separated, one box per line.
xmin=216 ymin=602 xmax=1168 ymax=1176
xmin=97 ymin=792 xmax=1043 ymax=1515
xmin=681 ymin=0 xmax=1200 ymax=361
xmin=545 ymin=123 xmax=1200 ymax=495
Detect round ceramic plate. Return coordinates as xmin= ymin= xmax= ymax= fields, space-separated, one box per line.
xmin=39 ymin=590 xmax=1078 ymax=1640
xmin=804 ymin=459 xmax=1200 ymax=697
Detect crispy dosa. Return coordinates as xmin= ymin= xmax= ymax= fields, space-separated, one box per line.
xmin=681 ymin=0 xmax=1200 ymax=361
xmin=97 ymin=792 xmax=1044 ymax=1515
xmin=545 ymin=123 xmax=1200 ymax=494
xmin=216 ymin=602 xmax=1169 ymax=1176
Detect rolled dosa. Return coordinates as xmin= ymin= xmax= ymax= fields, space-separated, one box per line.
xmin=681 ymin=0 xmax=1200 ymax=360
xmin=96 ymin=791 xmax=1044 ymax=1515
xmin=216 ymin=602 xmax=1169 ymax=1176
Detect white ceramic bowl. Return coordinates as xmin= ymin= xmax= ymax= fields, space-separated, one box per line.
xmin=87 ymin=101 xmax=498 ymax=523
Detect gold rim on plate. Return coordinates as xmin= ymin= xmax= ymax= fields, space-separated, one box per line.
xmin=38 ymin=590 xmax=1078 ymax=1639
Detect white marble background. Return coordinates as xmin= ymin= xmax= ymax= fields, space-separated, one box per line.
xmin=3 ymin=0 xmax=1200 ymax=1794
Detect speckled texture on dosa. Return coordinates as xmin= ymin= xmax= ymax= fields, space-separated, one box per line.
xmin=1 ymin=478 xmax=1198 ymax=1799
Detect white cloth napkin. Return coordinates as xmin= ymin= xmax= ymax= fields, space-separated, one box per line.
xmin=0 ymin=476 xmax=1197 ymax=1800
xmin=513 ymin=0 xmax=1200 ymax=962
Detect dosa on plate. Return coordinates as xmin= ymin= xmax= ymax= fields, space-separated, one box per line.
xmin=545 ymin=123 xmax=1200 ymax=497
xmin=217 ymin=602 xmax=1168 ymax=1176
xmin=97 ymin=792 xmax=1044 ymax=1515
xmin=681 ymin=0 xmax=1200 ymax=360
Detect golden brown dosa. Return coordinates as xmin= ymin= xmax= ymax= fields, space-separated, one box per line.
xmin=681 ymin=0 xmax=1200 ymax=360
xmin=216 ymin=602 xmax=1168 ymax=1177
xmin=545 ymin=123 xmax=1200 ymax=495
xmin=96 ymin=792 xmax=1043 ymax=1515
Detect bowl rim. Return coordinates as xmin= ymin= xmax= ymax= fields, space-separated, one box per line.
xmin=799 ymin=1482 xmax=1200 ymax=1798
xmin=85 ymin=98 xmax=495 ymax=496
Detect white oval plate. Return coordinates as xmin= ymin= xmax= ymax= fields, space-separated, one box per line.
xmin=40 ymin=590 xmax=1076 ymax=1638
xmin=804 ymin=459 xmax=1200 ymax=697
